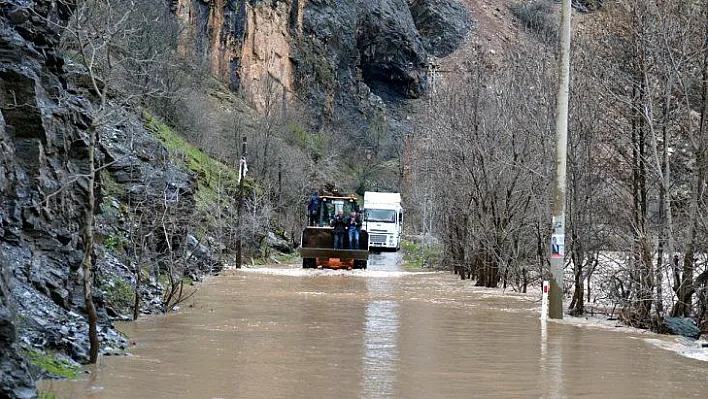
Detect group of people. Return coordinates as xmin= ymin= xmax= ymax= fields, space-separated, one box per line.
xmin=331 ymin=209 xmax=362 ymax=250
xmin=306 ymin=192 xmax=362 ymax=249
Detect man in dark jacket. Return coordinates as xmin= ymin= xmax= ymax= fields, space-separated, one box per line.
xmin=331 ymin=209 xmax=346 ymax=249
xmin=306 ymin=192 xmax=320 ymax=226
xmin=345 ymin=211 xmax=362 ymax=249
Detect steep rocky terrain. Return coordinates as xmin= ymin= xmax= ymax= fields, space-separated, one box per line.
xmin=0 ymin=1 xmax=233 ymax=396
xmin=1 ymin=255 xmax=33 ymax=399
xmin=175 ymin=0 xmax=470 ymax=110
xmin=1 ymin=1 xmax=88 ymax=396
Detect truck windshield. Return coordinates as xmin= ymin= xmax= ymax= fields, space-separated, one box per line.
xmin=367 ymin=209 xmax=396 ymax=223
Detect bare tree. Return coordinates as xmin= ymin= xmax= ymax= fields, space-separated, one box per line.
xmin=410 ymin=43 xmax=555 ymax=288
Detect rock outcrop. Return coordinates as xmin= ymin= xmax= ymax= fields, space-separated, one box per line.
xmin=1 ymin=253 xmax=34 ymax=399
xmin=1 ymin=1 xmax=81 ymax=395
xmin=0 ymin=1 xmax=222 ymax=396
xmin=174 ymin=0 xmax=471 ymax=105
xmin=175 ymin=0 xmax=294 ymax=108
xmin=409 ymin=0 xmax=471 ymax=58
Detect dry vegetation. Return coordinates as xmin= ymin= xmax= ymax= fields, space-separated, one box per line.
xmin=407 ymin=0 xmax=708 ymax=332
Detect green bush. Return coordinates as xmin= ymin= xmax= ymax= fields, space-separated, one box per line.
xmin=104 ymin=278 xmax=135 ymax=310
xmin=401 ymin=239 xmax=443 ymax=269
xmin=103 ymin=233 xmax=128 ymax=255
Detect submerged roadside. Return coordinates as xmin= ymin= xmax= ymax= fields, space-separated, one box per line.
xmin=39 ymin=258 xmax=708 ymax=398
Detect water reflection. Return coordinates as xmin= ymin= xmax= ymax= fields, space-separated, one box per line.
xmin=361 ymin=300 xmax=399 ymax=398
xmin=539 ymin=319 xmax=564 ymax=397
xmin=361 ymin=250 xmax=401 ymax=398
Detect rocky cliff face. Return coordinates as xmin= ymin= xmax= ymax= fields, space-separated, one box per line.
xmin=175 ymin=0 xmax=294 ymax=107
xmin=1 ymin=0 xmax=76 ymax=396
xmin=0 ymin=1 xmax=221 ymax=396
xmin=1 ymin=254 xmax=34 ymax=399
xmin=175 ymin=0 xmax=470 ymax=107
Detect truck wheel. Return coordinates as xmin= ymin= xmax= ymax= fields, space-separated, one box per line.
xmin=355 ymin=260 xmax=368 ymax=269
xmin=302 ymin=258 xmax=316 ymax=269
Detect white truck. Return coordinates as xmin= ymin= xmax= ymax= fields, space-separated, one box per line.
xmin=363 ymin=192 xmax=403 ymax=250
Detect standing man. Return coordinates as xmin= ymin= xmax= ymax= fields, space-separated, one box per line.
xmin=307 ymin=192 xmax=320 ymax=226
xmin=345 ymin=210 xmax=362 ymax=249
xmin=331 ymin=209 xmax=346 ymax=249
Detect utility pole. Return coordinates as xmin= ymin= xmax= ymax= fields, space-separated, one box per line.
xmin=549 ymin=0 xmax=572 ymax=319
xmin=236 ymin=136 xmax=247 ymax=269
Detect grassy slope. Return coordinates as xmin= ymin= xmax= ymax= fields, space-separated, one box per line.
xmin=142 ymin=112 xmax=257 ymax=211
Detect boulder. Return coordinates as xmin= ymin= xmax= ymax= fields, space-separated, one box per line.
xmin=408 ymin=0 xmax=471 ymax=57
xmin=186 ymin=234 xmax=220 ymax=272
xmin=662 ymin=317 xmax=701 ymax=340
xmin=267 ymin=231 xmax=293 ymax=253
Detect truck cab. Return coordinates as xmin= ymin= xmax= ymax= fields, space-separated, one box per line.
xmin=362 ymin=192 xmax=403 ymax=250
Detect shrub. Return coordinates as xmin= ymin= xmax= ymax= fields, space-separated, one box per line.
xmin=510 ymin=1 xmax=559 ymax=42
xmin=103 ymin=233 xmax=128 ymax=255
xmin=103 ymin=279 xmax=135 ymax=311
xmin=401 ymin=239 xmax=443 ymax=268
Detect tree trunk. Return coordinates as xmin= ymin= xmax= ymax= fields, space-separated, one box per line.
xmin=81 ymin=126 xmax=100 ymax=363
xmin=570 ymin=256 xmax=584 ymax=316
xmin=654 ymin=112 xmax=667 ymax=319
xmin=632 ymin=74 xmax=653 ymax=320
xmin=133 ymin=261 xmax=141 ymax=321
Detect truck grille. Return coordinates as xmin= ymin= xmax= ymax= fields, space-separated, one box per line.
xmin=370 ymin=234 xmax=387 ymax=244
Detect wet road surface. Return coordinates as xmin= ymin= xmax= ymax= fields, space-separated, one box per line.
xmin=43 ymin=252 xmax=708 ymax=398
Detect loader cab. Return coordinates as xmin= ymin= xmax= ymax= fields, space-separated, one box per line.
xmin=313 ymin=195 xmax=360 ymax=227
xmin=301 ymin=194 xmax=369 ymax=269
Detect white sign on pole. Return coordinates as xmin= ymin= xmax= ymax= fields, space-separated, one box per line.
xmin=541 ymin=280 xmax=549 ymax=322
xmin=237 ymin=157 xmax=248 ymax=183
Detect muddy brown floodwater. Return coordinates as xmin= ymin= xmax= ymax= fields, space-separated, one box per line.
xmin=43 ymin=252 xmax=707 ymax=398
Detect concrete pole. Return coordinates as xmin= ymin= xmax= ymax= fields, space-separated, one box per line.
xmin=549 ymin=0 xmax=572 ymax=319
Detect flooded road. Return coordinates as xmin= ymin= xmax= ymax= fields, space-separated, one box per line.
xmin=44 ymin=252 xmax=707 ymax=398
